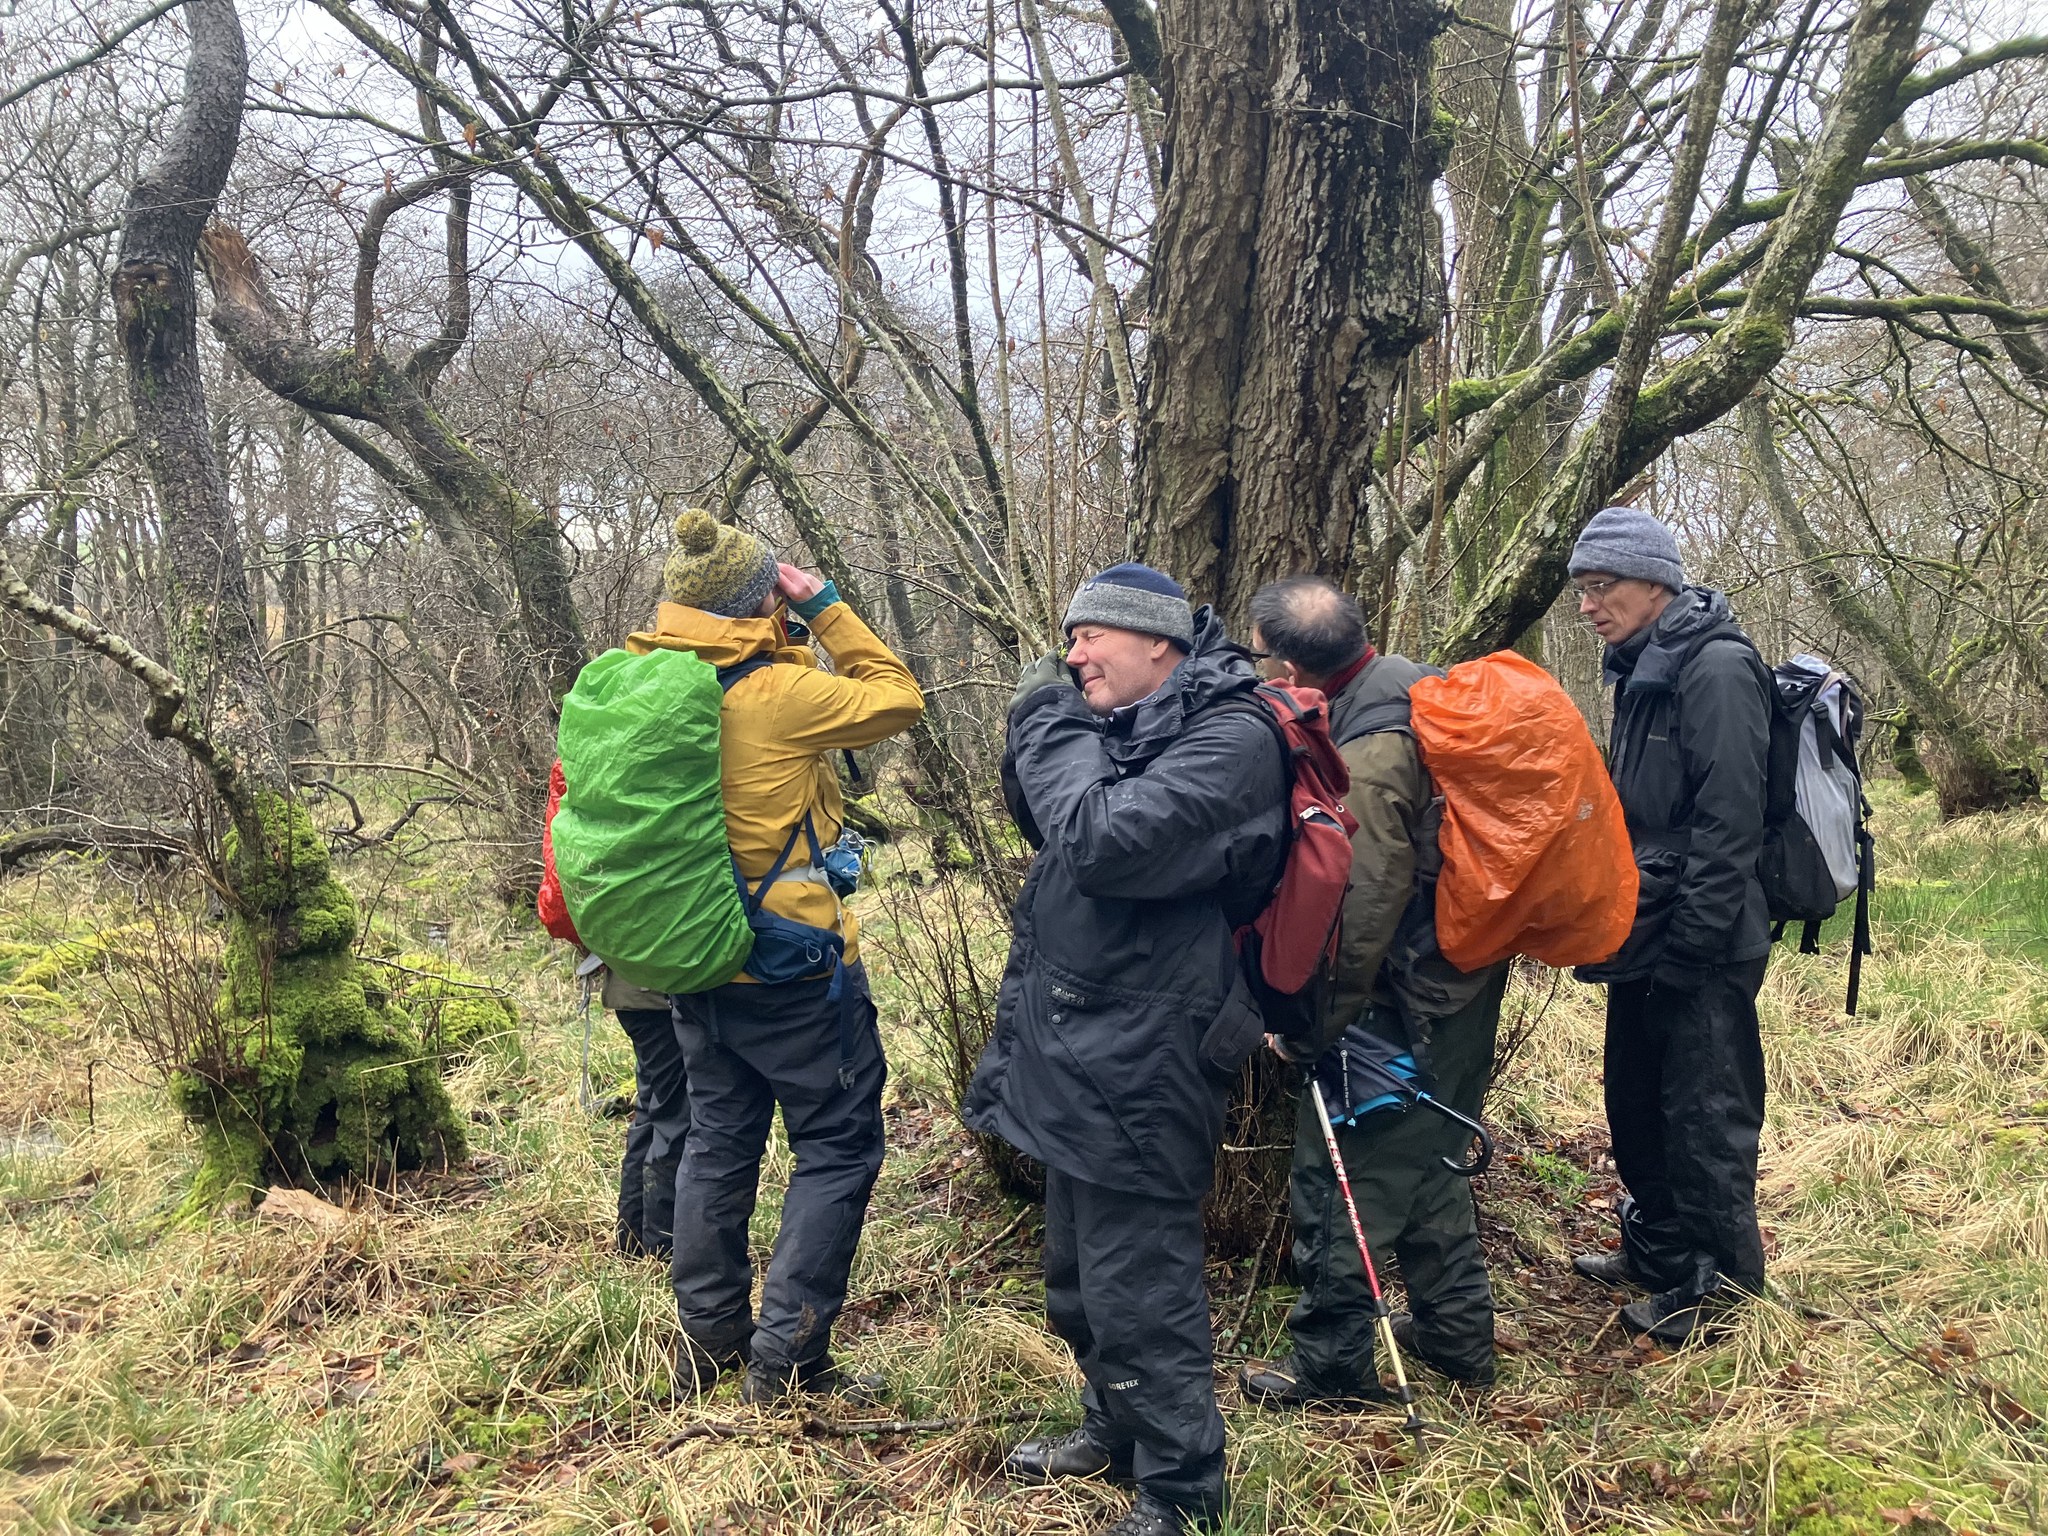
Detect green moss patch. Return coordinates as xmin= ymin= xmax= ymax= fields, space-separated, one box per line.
xmin=169 ymin=794 xmax=467 ymax=1211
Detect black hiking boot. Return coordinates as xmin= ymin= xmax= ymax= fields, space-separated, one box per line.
xmin=673 ymin=1336 xmax=747 ymax=1397
xmin=1237 ymin=1354 xmax=1390 ymax=1410
xmin=1002 ymin=1427 xmax=1134 ymax=1485
xmin=1389 ymin=1313 xmax=1495 ymax=1387
xmin=1096 ymin=1493 xmax=1188 ymax=1535
xmin=1618 ymin=1283 xmax=1745 ymax=1346
xmin=1572 ymin=1249 xmax=1655 ymax=1292
xmin=741 ymin=1356 xmax=887 ymax=1409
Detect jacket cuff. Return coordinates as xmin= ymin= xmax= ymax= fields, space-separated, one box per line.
xmin=792 ymin=582 xmax=841 ymax=620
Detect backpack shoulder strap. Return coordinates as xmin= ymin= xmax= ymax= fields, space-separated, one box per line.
xmin=716 ymin=655 xmax=775 ymax=692
xmin=1339 ymin=696 xmax=1417 ymax=743
xmin=1331 ymin=652 xmax=1439 ymax=745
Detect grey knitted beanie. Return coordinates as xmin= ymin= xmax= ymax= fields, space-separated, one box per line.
xmin=1061 ymin=562 xmax=1196 ymax=651
xmin=1567 ymin=507 xmax=1685 ymax=591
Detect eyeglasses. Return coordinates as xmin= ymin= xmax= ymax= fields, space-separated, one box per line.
xmin=1571 ymin=577 xmax=1624 ymax=602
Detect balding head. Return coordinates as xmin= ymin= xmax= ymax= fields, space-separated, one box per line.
xmin=1248 ymin=576 xmax=1370 ymax=684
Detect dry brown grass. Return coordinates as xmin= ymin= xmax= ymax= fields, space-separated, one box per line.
xmin=0 ymin=786 xmax=2043 ymax=1533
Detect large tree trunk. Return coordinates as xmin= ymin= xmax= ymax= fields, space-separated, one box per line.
xmin=1133 ymin=0 xmax=1447 ymax=617
xmin=105 ymin=0 xmax=463 ymax=1213
xmin=1742 ymin=394 xmax=2037 ymax=818
xmin=1118 ymin=0 xmax=1447 ymax=1258
xmin=113 ymin=0 xmax=275 ymax=836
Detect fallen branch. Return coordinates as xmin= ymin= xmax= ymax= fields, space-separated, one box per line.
xmin=0 ymin=821 xmax=192 ymax=874
xmin=358 ymin=956 xmax=512 ymax=996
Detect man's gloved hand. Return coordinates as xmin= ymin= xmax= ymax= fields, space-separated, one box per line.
xmin=1011 ymin=650 xmax=1076 ymax=713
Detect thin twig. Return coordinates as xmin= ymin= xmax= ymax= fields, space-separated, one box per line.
xmin=658 ymin=1408 xmax=1035 ymax=1454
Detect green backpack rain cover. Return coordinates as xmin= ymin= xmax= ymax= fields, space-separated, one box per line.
xmin=552 ymin=648 xmax=754 ymax=993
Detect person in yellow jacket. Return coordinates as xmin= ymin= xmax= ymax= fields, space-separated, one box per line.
xmin=637 ymin=510 xmax=923 ymax=1404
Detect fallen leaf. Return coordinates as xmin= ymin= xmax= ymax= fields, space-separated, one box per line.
xmin=257 ymin=1188 xmax=348 ymax=1232
xmin=1878 ymin=1502 xmax=1941 ymax=1530
xmin=1981 ymin=1385 xmax=2039 ymax=1429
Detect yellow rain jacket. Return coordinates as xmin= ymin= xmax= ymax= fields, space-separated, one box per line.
xmin=625 ymin=598 xmax=923 ymax=972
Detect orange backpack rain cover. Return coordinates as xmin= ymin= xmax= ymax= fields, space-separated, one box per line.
xmin=1408 ymin=651 xmax=1637 ymax=972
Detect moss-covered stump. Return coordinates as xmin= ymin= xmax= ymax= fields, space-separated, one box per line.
xmin=173 ymin=795 xmax=466 ymax=1214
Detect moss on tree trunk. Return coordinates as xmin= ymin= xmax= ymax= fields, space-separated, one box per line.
xmin=171 ymin=794 xmax=464 ymax=1216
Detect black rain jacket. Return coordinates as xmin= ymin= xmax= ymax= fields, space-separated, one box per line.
xmin=963 ymin=609 xmax=1291 ymax=1201
xmin=1578 ymin=586 xmax=1773 ymax=983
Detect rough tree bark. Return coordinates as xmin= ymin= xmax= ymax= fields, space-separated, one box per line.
xmin=1742 ymin=393 xmax=2037 ymax=817
xmin=1130 ymin=0 xmax=1448 ymax=617
xmin=3 ymin=0 xmax=468 ymax=1212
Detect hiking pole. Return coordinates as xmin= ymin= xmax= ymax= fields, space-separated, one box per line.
xmin=1308 ymin=1077 xmax=1428 ymax=1456
xmin=574 ymin=953 xmax=604 ymax=1117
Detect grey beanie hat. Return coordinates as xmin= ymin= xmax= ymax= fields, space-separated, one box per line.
xmin=1061 ymin=561 xmax=1196 ymax=651
xmin=1568 ymin=507 xmax=1685 ymax=591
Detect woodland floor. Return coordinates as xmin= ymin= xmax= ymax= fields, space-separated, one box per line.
xmin=1 ymin=786 xmax=2046 ymax=1534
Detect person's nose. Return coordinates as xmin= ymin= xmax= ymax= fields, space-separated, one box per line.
xmin=1065 ymin=640 xmax=1086 ymax=666
xmin=1578 ymin=589 xmax=1599 ymax=615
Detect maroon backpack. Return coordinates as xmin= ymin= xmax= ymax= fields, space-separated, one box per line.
xmin=1214 ymin=682 xmax=1357 ymax=1033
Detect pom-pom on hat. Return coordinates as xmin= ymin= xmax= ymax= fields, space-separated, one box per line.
xmin=663 ymin=509 xmax=779 ymax=617
xmin=1061 ymin=561 xmax=1195 ymax=651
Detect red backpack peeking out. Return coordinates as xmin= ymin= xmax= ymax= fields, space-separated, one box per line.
xmin=1210 ymin=682 xmax=1357 ymax=1035
xmin=537 ymin=759 xmax=581 ymax=945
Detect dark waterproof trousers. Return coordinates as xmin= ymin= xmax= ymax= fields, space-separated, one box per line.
xmin=615 ymin=1007 xmax=690 ymax=1259
xmin=668 ymin=964 xmax=887 ymax=1374
xmin=1288 ymin=969 xmax=1507 ymax=1388
xmin=1603 ymin=955 xmax=1769 ymax=1296
xmin=1043 ymin=1169 xmax=1225 ymax=1523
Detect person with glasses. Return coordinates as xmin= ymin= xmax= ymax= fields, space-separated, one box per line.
xmin=1234 ymin=575 xmax=1511 ymax=1406
xmin=1566 ymin=507 xmax=1774 ymax=1345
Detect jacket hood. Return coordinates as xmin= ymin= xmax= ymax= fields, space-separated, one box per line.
xmin=626 ymin=602 xmax=818 ymax=671
xmin=1110 ymin=603 xmax=1259 ymax=762
xmin=1606 ymin=585 xmax=1742 ymax=693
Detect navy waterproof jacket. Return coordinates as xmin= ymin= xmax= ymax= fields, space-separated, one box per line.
xmin=963 ymin=609 xmax=1290 ymax=1201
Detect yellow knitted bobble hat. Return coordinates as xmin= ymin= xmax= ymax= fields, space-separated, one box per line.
xmin=662 ymin=509 xmax=779 ymax=617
